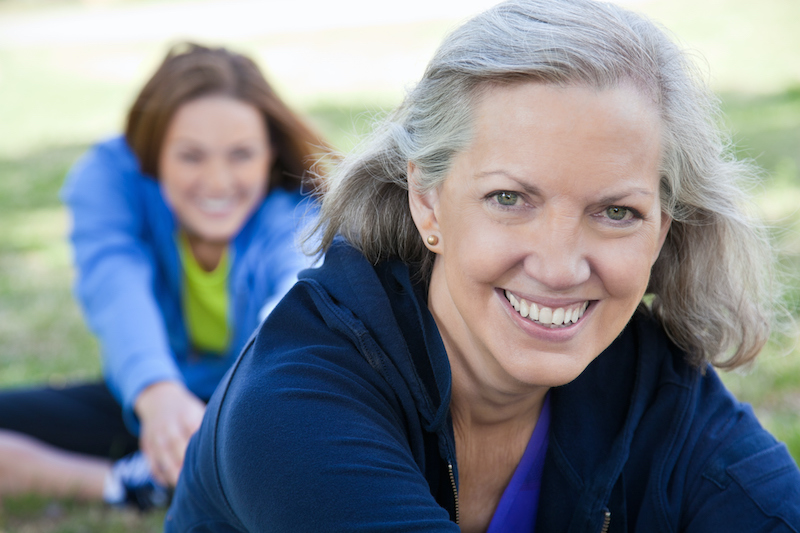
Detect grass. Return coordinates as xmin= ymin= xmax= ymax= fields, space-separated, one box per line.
xmin=0 ymin=0 xmax=799 ymax=530
xmin=1 ymin=495 xmax=166 ymax=533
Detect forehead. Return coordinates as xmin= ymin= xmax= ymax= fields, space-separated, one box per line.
xmin=447 ymin=82 xmax=663 ymax=195
xmin=167 ymin=96 xmax=265 ymax=137
xmin=473 ymin=81 xmax=660 ymax=144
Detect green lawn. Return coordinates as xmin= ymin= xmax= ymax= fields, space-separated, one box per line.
xmin=1 ymin=0 xmax=799 ymax=530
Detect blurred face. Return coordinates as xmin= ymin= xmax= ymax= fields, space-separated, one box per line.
xmin=159 ymin=95 xmax=273 ymax=244
xmin=409 ymin=82 xmax=670 ymax=397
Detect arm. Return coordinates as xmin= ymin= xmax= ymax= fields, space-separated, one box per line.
xmin=61 ymin=139 xmax=184 ymax=430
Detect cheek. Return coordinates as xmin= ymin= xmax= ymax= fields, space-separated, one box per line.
xmin=237 ymin=160 xmax=271 ymax=193
xmin=594 ymin=238 xmax=658 ymax=301
xmin=159 ymin=177 xmax=188 ymax=209
xmin=159 ymin=159 xmax=195 ymax=195
xmin=442 ymin=218 xmax=526 ymax=293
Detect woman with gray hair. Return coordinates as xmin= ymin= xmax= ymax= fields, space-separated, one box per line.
xmin=167 ymin=0 xmax=800 ymax=530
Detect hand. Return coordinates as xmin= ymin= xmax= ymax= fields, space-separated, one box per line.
xmin=134 ymin=381 xmax=206 ymax=487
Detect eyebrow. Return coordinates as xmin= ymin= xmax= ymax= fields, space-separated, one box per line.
xmin=475 ymin=170 xmax=656 ymax=203
xmin=474 ymin=170 xmax=544 ymax=197
xmin=596 ymin=189 xmax=656 ymax=204
xmin=169 ymin=136 xmax=264 ymax=148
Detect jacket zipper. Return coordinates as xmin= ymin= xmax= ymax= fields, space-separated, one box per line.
xmin=599 ymin=509 xmax=611 ymax=533
xmin=448 ymin=462 xmax=459 ymax=525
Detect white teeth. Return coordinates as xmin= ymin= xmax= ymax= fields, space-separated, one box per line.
xmin=504 ymin=290 xmax=588 ymax=328
xmin=538 ymin=307 xmax=553 ymax=325
xmin=552 ymin=307 xmax=564 ymax=326
xmin=198 ymin=197 xmax=234 ymax=214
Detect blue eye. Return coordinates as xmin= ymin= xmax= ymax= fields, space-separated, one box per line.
xmin=605 ymin=206 xmax=630 ymax=221
xmin=494 ymin=192 xmax=519 ymax=206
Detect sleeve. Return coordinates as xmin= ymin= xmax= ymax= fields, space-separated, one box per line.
xmin=680 ymin=368 xmax=800 ymax=532
xmin=61 ymin=142 xmax=183 ymax=431
xmin=255 ymin=204 xmax=319 ymax=323
xmin=167 ymin=290 xmax=460 ymax=532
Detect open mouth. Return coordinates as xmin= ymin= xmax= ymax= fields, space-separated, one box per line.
xmin=504 ymin=289 xmax=589 ymax=329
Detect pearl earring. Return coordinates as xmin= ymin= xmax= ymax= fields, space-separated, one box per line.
xmin=427 ymin=235 xmax=439 ymax=246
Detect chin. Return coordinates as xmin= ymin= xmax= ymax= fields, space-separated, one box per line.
xmin=504 ymin=348 xmax=600 ymax=389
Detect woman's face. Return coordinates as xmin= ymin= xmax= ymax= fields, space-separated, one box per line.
xmin=159 ymin=95 xmax=273 ymax=244
xmin=410 ymin=82 xmax=670 ymax=396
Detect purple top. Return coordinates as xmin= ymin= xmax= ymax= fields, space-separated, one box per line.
xmin=486 ymin=392 xmax=551 ymax=533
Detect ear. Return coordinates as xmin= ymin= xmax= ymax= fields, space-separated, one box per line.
xmin=652 ymin=210 xmax=672 ymax=266
xmin=407 ymin=162 xmax=442 ymax=242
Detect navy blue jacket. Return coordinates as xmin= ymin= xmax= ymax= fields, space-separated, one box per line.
xmin=166 ymin=242 xmax=800 ymax=532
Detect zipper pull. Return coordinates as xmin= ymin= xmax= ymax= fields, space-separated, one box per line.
xmin=599 ymin=509 xmax=611 ymax=533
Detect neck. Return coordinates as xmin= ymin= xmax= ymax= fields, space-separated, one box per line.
xmin=449 ymin=362 xmax=548 ymax=432
xmin=184 ymin=232 xmax=227 ymax=272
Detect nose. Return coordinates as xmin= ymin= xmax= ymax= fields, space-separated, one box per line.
xmin=204 ymin=157 xmax=233 ymax=194
xmin=522 ymin=209 xmax=591 ymax=291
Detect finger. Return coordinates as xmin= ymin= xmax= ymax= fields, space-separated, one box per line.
xmin=138 ymin=448 xmax=168 ymax=486
xmin=145 ymin=433 xmax=175 ymax=484
xmin=150 ymin=461 xmax=170 ymax=486
xmin=160 ymin=453 xmax=182 ymax=487
xmin=154 ymin=433 xmax=187 ymax=486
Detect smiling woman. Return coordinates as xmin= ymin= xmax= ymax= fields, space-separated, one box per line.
xmin=0 ymin=42 xmax=331 ymax=511
xmin=167 ymin=1 xmax=800 ymax=531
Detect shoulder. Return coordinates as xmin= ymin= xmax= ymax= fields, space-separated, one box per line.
xmin=236 ymin=188 xmax=314 ymax=249
xmin=677 ymin=366 xmax=800 ymax=529
xmin=181 ymin=278 xmax=412 ymax=528
xmin=76 ymin=136 xmax=142 ymax=175
xmin=629 ymin=315 xmax=800 ymax=529
xmin=252 ymin=187 xmax=311 ymax=227
xmin=62 ymin=136 xmax=152 ymax=200
xmin=219 ymin=251 xmax=404 ymax=454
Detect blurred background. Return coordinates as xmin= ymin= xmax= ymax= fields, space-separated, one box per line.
xmin=1 ymin=0 xmax=798 ymax=529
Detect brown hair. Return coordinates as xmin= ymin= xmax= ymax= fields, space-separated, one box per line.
xmin=125 ymin=42 xmax=330 ymax=191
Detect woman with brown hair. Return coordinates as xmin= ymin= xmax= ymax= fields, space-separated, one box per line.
xmin=0 ymin=42 xmax=329 ymax=510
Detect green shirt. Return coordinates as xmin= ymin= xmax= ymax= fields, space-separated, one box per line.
xmin=179 ymin=233 xmax=230 ymax=354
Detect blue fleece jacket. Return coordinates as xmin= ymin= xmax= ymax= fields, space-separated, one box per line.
xmin=166 ymin=242 xmax=800 ymax=532
xmin=61 ymin=136 xmax=314 ymax=432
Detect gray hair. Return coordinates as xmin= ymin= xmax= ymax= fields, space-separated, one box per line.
xmin=313 ymin=0 xmax=784 ymax=369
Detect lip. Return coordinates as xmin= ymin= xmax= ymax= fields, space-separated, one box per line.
xmin=497 ymin=288 xmax=593 ymax=342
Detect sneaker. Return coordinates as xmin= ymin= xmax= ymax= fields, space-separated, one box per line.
xmin=104 ymin=451 xmax=171 ymax=511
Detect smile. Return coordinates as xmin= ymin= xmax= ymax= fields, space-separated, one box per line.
xmin=504 ymin=290 xmax=589 ymax=328
xmin=197 ymin=197 xmax=236 ymax=215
